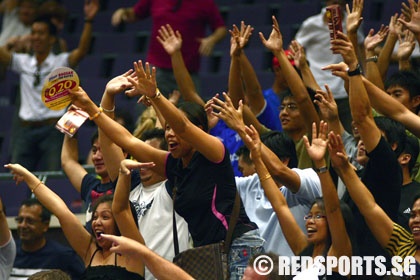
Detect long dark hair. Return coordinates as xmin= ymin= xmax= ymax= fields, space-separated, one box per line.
xmin=299 ymin=198 xmax=357 ymax=257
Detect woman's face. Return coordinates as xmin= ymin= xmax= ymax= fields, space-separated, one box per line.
xmin=409 ymin=198 xmax=420 ymax=245
xmin=164 ymin=122 xmax=194 ymax=160
xmin=91 ymin=202 xmax=117 ymax=249
xmin=305 ymin=203 xmax=329 ymax=245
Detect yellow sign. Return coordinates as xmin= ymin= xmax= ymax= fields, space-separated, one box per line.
xmin=42 ymin=67 xmax=79 ymax=110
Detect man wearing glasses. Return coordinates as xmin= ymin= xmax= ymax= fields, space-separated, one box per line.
xmin=10 ymin=198 xmax=84 ymax=280
xmin=0 ymin=0 xmax=98 ymax=171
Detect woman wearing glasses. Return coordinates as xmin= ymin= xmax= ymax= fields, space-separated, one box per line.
xmin=242 ymin=121 xmax=355 ymax=279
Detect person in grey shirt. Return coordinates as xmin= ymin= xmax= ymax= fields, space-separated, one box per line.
xmin=0 ymin=195 xmax=16 ymax=280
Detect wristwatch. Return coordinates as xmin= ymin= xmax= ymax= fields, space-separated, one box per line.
xmin=314 ymin=166 xmax=328 ymax=174
xmin=347 ymin=64 xmax=362 ymax=76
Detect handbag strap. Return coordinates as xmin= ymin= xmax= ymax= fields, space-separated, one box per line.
xmin=172 ymin=180 xmax=241 ymax=255
xmin=173 ymin=183 xmax=180 ymax=256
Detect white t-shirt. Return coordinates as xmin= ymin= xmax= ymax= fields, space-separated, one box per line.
xmin=235 ymin=168 xmax=322 ymax=257
xmin=129 ymin=180 xmax=190 ymax=280
xmin=0 ymin=234 xmax=16 ymax=280
xmin=11 ymin=52 xmax=69 ymax=121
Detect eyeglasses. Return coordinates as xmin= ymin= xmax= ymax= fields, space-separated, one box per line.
xmin=304 ymin=214 xmax=326 ymax=221
xmin=33 ymin=65 xmax=41 ymax=87
xmin=280 ymin=103 xmax=298 ymax=112
xmin=14 ymin=217 xmax=42 ymax=225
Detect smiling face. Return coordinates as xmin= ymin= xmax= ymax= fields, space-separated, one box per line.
xmin=91 ymin=201 xmax=117 ymax=250
xmin=279 ymin=97 xmax=305 ymax=138
xmin=30 ymin=22 xmax=55 ymax=55
xmin=91 ymin=139 xmax=109 ymax=179
xmin=16 ymin=204 xmax=48 ymax=244
xmin=409 ymin=198 xmax=420 ymax=245
xmin=305 ymin=203 xmax=329 ymax=245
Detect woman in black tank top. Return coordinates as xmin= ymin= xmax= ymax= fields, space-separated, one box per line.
xmin=5 ymin=161 xmax=155 ymax=280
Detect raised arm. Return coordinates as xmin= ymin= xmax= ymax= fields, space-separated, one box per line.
xmin=260 ymin=16 xmax=319 ymax=134
xmin=0 ymin=197 xmax=11 ymax=247
xmin=328 ymin=133 xmax=394 ymax=248
xmin=102 ymin=234 xmax=194 ymax=280
xmin=331 ymin=31 xmax=381 ymax=153
xmin=113 ymin=159 xmax=152 ymax=245
xmin=314 ymin=85 xmax=345 ymax=137
xmin=69 ymin=86 xmax=168 ymax=177
xmin=157 ymin=24 xmax=205 ymax=106
xmin=242 ymin=125 xmax=308 ymax=255
xmin=61 ymin=132 xmax=88 ymax=193
xmin=362 ymin=76 xmax=420 ymax=138
xmin=211 ymin=93 xmax=301 ymax=192
xmin=99 ymin=70 xmax=137 ymax=182
xmin=289 ymin=40 xmax=321 ymax=91
xmin=304 ymin=122 xmax=352 ymax=259
xmin=396 ymin=30 xmax=416 ymax=71
xmin=128 ymin=61 xmax=225 ymax=163
xmin=68 ymin=0 xmax=99 ymax=68
xmin=363 ymin=25 xmax=389 ymax=89
xmin=398 ymin=0 xmax=420 ymax=45
xmin=4 ymin=164 xmax=93 ymax=261
xmin=377 ymin=13 xmax=403 ymax=79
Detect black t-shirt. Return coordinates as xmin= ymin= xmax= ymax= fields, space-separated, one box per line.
xmin=165 ymin=146 xmax=257 ymax=247
xmin=398 ymin=180 xmax=420 ymax=231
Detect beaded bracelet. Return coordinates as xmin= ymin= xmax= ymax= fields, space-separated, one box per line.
xmin=89 ymin=107 xmax=103 ymax=120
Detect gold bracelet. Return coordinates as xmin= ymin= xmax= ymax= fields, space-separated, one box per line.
xmin=100 ymin=104 xmax=115 ymax=113
xmin=89 ymin=107 xmax=103 ymax=120
xmin=32 ymin=181 xmax=42 ymax=193
xmin=259 ymin=173 xmax=272 ymax=182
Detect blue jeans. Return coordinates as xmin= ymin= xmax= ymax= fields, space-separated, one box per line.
xmin=228 ymin=229 xmax=265 ymax=280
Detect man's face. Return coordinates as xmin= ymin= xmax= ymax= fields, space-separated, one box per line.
xmin=238 ymin=155 xmax=255 ymax=177
xmin=140 ymin=138 xmax=164 ymax=183
xmin=91 ymin=139 xmax=108 ymax=178
xmin=387 ymin=85 xmax=420 ymax=113
xmin=31 ymin=22 xmax=54 ymax=54
xmin=279 ymin=97 xmax=305 ymax=133
xmin=16 ymin=204 xmax=48 ymax=244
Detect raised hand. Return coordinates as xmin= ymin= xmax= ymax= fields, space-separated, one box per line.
xmin=84 ymin=0 xmax=99 ymax=20
xmin=259 ymin=16 xmax=283 ymax=53
xmin=69 ymin=86 xmax=95 ymax=112
xmin=364 ymin=25 xmax=389 ymax=52
xmin=322 ymin=61 xmax=350 ymax=81
xmin=314 ymin=85 xmax=339 ymax=122
xmin=210 ymin=92 xmax=245 ymax=132
xmin=127 ymin=61 xmax=157 ymax=100
xmin=229 ymin=21 xmax=253 ymax=57
xmin=398 ymin=0 xmax=420 ymax=35
xmin=289 ymin=40 xmax=306 ymax=70
xmin=105 ymin=70 xmax=137 ymax=96
xmin=327 ymin=132 xmax=351 ymax=170
xmin=4 ymin=163 xmax=31 ymax=185
xmin=119 ymin=159 xmax=156 ymax=175
xmin=243 ymin=124 xmax=262 ymax=161
xmin=388 ymin=13 xmax=404 ymax=37
xmin=330 ymin=31 xmax=358 ymax=67
xmin=397 ymin=30 xmax=416 ymax=60
xmin=346 ymin=0 xmax=364 ymax=34
xmin=157 ymin=24 xmax=183 ymax=56
xmin=303 ymin=121 xmax=329 ymax=163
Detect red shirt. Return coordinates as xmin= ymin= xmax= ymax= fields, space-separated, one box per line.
xmin=133 ymin=0 xmax=225 ymax=72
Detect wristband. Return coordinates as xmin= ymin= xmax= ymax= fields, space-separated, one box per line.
xmin=347 ymin=64 xmax=362 ymax=76
xmin=84 ymin=18 xmax=93 ymax=23
xmin=89 ymin=107 xmax=103 ymax=120
xmin=314 ymin=166 xmax=328 ymax=174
